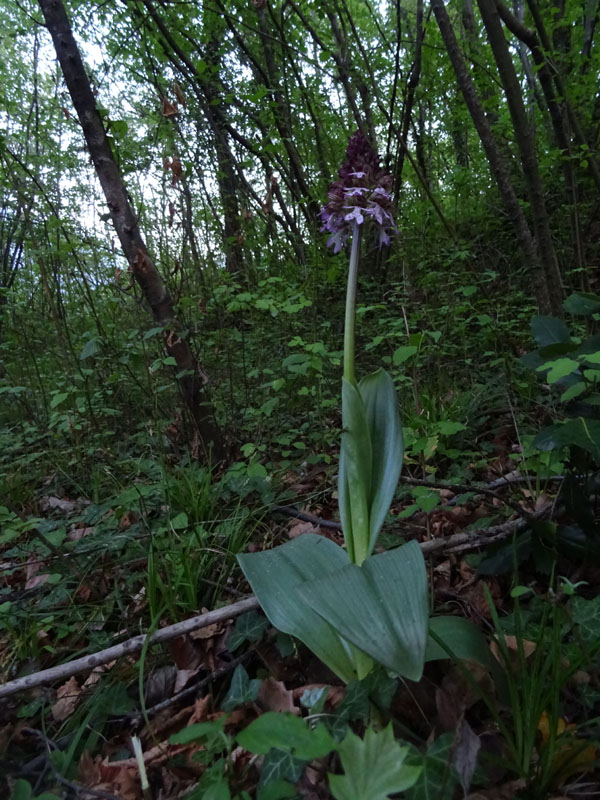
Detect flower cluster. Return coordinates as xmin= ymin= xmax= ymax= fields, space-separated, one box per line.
xmin=320 ymin=131 xmax=397 ymax=253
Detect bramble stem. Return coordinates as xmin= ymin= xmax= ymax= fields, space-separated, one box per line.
xmin=343 ymin=222 xmax=361 ymax=385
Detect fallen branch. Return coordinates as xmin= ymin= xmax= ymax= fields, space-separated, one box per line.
xmin=421 ymin=511 xmax=529 ymax=555
xmin=272 ymin=504 xmax=342 ymax=530
xmin=0 ymin=506 xmax=554 ymax=700
xmin=0 ymin=596 xmax=259 ymax=699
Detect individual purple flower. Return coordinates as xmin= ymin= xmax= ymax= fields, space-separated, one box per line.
xmin=320 ymin=131 xmax=398 ymax=253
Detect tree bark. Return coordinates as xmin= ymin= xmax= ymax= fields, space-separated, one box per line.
xmin=477 ymin=0 xmax=563 ymax=314
xmin=37 ymin=0 xmax=222 ymax=461
xmin=395 ymin=0 xmax=425 ymax=195
xmin=431 ymin=0 xmax=553 ymax=313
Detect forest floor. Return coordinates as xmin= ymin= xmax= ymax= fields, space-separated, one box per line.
xmin=1 ymin=419 xmax=600 ymax=800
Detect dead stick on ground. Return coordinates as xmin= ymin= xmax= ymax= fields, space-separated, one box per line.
xmin=0 ymin=596 xmax=259 ymax=699
xmin=0 ymin=506 xmax=552 ymax=700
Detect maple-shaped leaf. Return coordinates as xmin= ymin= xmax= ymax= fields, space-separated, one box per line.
xmin=328 ymin=724 xmax=421 ymax=800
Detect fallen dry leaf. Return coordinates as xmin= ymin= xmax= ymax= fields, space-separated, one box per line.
xmin=51 ymin=676 xmax=81 ymax=722
xmin=288 ymin=519 xmax=318 ymax=538
xmin=40 ymin=496 xmax=77 ymax=513
xmin=466 ymin=779 xmax=527 ymax=799
xmin=119 ymin=510 xmax=138 ymax=530
xmin=24 ymin=557 xmax=51 ymax=590
xmin=68 ymin=525 xmax=94 ymax=541
xmin=170 ymin=634 xmax=204 ymax=671
xmin=173 ymin=668 xmax=201 ymax=694
xmin=490 ymin=634 xmax=536 ymax=670
xmin=258 ymin=677 xmax=298 ymax=714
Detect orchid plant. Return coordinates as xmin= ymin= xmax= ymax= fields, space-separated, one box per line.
xmin=238 ymin=133 xmax=487 ymax=684
xmin=320 ymin=131 xmax=402 ymax=566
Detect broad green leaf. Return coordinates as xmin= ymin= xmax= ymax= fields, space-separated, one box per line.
xmin=170 ymin=512 xmax=188 ymax=529
xmin=201 ymin=782 xmax=231 ymax=800
xmin=339 ymin=378 xmax=372 ymax=564
xmin=170 ymin=717 xmax=227 ymax=745
xmin=531 ymin=316 xmax=571 ymax=348
xmin=435 ymin=420 xmax=467 ymax=436
xmin=299 ymin=542 xmax=428 ymax=680
xmin=237 ymin=712 xmax=335 ymax=759
xmin=80 ymin=338 xmax=101 ymax=360
xmin=50 ymin=392 xmax=69 ymax=409
xmin=359 ymin=369 xmax=404 ymax=555
xmin=538 ymin=357 xmax=580 ymax=384
xmin=563 ymin=292 xmax=600 ymax=316
xmin=393 ymin=345 xmax=418 ymax=364
xmin=237 ymin=535 xmax=370 ymax=683
xmin=561 ymin=382 xmax=587 ymax=403
xmin=329 ymin=724 xmax=421 ymax=800
xmin=11 ymin=779 xmax=32 ymax=800
xmin=426 ymin=616 xmax=493 ymax=667
xmin=577 ymin=334 xmax=600 ymax=356
xmin=143 ymin=326 xmax=164 ymax=340
xmin=534 ymin=418 xmax=600 ymax=462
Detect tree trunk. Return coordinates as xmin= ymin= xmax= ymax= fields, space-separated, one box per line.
xmin=395 ymin=0 xmax=425 ymax=195
xmin=431 ymin=0 xmax=554 ymax=313
xmin=477 ymin=0 xmax=563 ymax=314
xmin=37 ymin=0 xmax=223 ymax=461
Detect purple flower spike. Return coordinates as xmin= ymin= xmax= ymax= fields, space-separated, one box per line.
xmin=320 ymin=130 xmax=398 ymax=252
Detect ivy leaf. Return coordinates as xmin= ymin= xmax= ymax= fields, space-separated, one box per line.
xmin=259 ymin=748 xmax=306 ymax=790
xmin=221 ymin=664 xmax=261 ymax=711
xmin=328 ymin=724 xmax=421 ymax=800
xmin=256 ymin=780 xmax=297 ymax=800
xmin=228 ymin=610 xmax=270 ymax=651
xmin=405 ymin=734 xmax=458 ymax=800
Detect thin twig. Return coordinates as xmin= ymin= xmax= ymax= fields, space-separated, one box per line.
xmin=0 ymin=596 xmax=259 ymax=699
xmin=0 ymin=505 xmax=556 ymax=700
xmin=124 ymin=649 xmax=253 ymax=727
xmin=420 ymin=504 xmax=553 ymax=555
xmin=272 ymin=504 xmax=342 ymax=530
xmin=22 ymin=728 xmax=121 ymax=800
xmin=399 ymin=475 xmax=534 ymax=519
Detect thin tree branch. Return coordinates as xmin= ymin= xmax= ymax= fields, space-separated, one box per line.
xmin=0 ymin=597 xmax=259 ymax=699
xmin=0 ymin=501 xmax=557 ymax=699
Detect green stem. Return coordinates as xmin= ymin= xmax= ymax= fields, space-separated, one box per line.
xmin=343 ymin=222 xmax=362 ymax=385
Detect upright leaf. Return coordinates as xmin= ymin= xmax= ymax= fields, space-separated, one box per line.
xmin=359 ymin=368 xmax=404 ymax=554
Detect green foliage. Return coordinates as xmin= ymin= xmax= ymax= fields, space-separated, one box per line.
xmin=526 ymin=295 xmax=600 ymax=466
xmin=338 ymin=369 xmax=404 ymax=564
xmin=2 ymin=0 xmax=600 ymax=796
xmin=328 ymin=725 xmax=421 ymax=800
